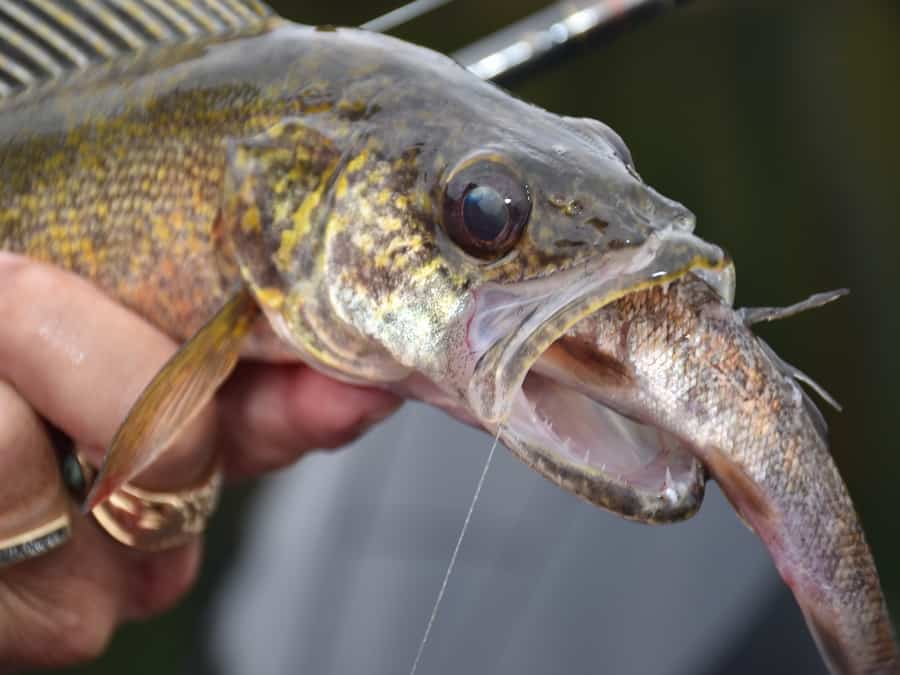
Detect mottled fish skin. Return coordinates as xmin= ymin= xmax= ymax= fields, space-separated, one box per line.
xmin=574 ymin=276 xmax=899 ymax=674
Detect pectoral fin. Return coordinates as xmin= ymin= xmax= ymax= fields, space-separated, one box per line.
xmin=84 ymin=287 xmax=260 ymax=511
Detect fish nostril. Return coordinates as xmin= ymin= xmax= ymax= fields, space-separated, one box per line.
xmin=670 ymin=208 xmax=696 ymax=233
xmin=585 ymin=217 xmax=609 ymax=232
xmin=547 ymin=194 xmax=584 ymax=217
xmin=635 ymin=186 xmax=696 ymax=232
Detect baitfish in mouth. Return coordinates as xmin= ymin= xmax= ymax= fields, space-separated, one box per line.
xmin=470 ymin=269 xmax=898 ymax=674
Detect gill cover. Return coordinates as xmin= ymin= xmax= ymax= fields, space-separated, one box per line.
xmin=222 ymin=117 xmax=411 ymax=384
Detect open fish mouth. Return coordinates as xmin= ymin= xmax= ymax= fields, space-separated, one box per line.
xmin=464 ymin=229 xmax=734 ymax=523
xmin=505 ymin=336 xmax=705 ymax=522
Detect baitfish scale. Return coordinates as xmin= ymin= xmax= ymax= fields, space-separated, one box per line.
xmin=0 ymin=1 xmax=895 ymax=672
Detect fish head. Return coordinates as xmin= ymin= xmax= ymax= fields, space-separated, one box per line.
xmin=223 ymin=29 xmax=735 ymax=522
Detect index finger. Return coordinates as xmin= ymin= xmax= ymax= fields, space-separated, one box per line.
xmin=0 ymin=253 xmax=215 ymax=490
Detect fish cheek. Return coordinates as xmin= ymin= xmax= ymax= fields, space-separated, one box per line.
xmin=220 ymin=120 xmax=375 ymax=376
xmin=221 ymin=120 xmax=419 ymax=381
xmin=222 ymin=118 xmax=344 ymax=295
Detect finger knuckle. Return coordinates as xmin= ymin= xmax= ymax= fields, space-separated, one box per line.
xmin=316 ymin=422 xmax=365 ymax=450
xmin=129 ymin=545 xmax=201 ymax=619
xmin=51 ymin=615 xmax=115 ymax=665
xmin=303 ymin=409 xmax=373 ymax=451
xmin=0 ymin=261 xmax=55 ymax=323
xmin=0 ymin=582 xmax=116 ymax=667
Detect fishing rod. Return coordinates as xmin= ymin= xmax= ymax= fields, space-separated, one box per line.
xmin=360 ymin=0 xmax=454 ymax=33
xmin=363 ymin=0 xmax=689 ymax=83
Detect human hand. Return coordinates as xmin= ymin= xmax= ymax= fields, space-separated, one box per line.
xmin=0 ymin=253 xmax=401 ymax=670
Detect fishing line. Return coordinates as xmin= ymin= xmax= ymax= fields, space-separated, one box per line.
xmin=408 ymin=426 xmax=502 ymax=675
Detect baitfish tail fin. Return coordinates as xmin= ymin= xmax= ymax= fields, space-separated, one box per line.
xmin=83 ymin=287 xmax=259 ymax=512
xmin=0 ymin=0 xmax=274 ymax=104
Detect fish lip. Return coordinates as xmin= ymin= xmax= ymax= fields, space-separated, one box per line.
xmin=463 ymin=229 xmax=732 ymax=521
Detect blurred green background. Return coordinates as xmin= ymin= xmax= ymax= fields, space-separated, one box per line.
xmin=66 ymin=1 xmax=900 ymax=673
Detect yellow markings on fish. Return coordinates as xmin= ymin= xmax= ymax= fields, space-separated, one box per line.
xmin=276 ymin=160 xmax=339 ymax=271
xmin=374 ymin=251 xmax=390 ymax=269
xmin=409 ymin=257 xmax=443 ymax=283
xmin=241 ymin=205 xmax=262 ymax=234
xmin=255 ymin=287 xmax=285 ymax=310
xmin=153 ymin=216 xmax=172 ymax=244
xmin=345 ymin=150 xmax=369 ymax=175
xmin=267 ymin=121 xmax=287 ymax=139
xmin=372 ymin=233 xmax=425 ymax=269
xmin=352 ymin=230 xmax=375 ymax=253
xmin=335 ymin=149 xmax=370 ymax=200
xmin=380 ymin=216 xmax=403 ymax=233
xmin=273 ymin=199 xmax=293 ymax=223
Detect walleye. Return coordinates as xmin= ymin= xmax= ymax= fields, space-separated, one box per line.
xmin=0 ymin=1 xmax=895 ymax=672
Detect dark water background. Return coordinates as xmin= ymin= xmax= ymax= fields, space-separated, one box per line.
xmin=66 ymin=1 xmax=900 ymax=673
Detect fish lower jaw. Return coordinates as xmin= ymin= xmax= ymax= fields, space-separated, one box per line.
xmin=497 ymin=367 xmax=705 ymax=524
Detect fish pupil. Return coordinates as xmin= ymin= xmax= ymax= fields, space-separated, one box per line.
xmin=463 ymin=185 xmax=509 ymax=241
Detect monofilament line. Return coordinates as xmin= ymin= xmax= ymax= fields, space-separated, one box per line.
xmin=408 ymin=427 xmax=502 ymax=675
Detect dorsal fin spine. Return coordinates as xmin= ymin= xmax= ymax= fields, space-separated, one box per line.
xmin=75 ymin=1 xmax=147 ymax=50
xmin=0 ymin=51 xmax=36 ymax=87
xmin=1 ymin=2 xmax=92 ymax=67
xmin=173 ymin=0 xmax=228 ymax=33
xmin=0 ymin=16 xmax=64 ymax=77
xmin=0 ymin=0 xmax=273 ymax=100
xmin=106 ymin=0 xmax=175 ymax=42
xmin=34 ymin=2 xmax=119 ymax=58
xmin=142 ymin=0 xmax=204 ymax=36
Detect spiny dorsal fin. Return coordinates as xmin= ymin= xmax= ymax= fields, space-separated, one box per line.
xmin=0 ymin=0 xmax=273 ymax=101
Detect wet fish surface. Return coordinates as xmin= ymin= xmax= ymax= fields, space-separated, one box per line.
xmin=0 ymin=2 xmax=895 ymax=672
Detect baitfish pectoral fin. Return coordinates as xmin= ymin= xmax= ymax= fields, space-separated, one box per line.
xmin=83 ymin=287 xmax=260 ymax=511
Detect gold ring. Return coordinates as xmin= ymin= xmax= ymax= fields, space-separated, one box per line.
xmin=75 ymin=454 xmax=223 ymax=552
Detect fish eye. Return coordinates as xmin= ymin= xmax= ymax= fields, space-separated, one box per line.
xmin=442 ymin=160 xmax=531 ymax=258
